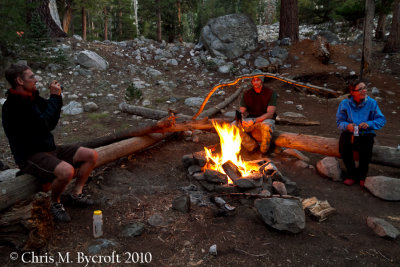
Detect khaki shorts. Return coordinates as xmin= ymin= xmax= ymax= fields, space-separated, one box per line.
xmin=18 ymin=145 xmax=81 ymax=183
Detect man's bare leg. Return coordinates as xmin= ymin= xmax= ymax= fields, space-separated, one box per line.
xmin=51 ymin=162 xmax=75 ymax=203
xmin=71 ymin=147 xmax=98 ymax=196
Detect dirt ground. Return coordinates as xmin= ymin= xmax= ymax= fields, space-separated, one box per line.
xmin=0 ymin=38 xmax=400 ymax=266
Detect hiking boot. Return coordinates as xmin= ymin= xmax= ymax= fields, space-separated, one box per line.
xmin=70 ymin=193 xmax=94 ymax=206
xmin=343 ymin=179 xmax=355 ymax=186
xmin=50 ymin=203 xmax=71 ymax=222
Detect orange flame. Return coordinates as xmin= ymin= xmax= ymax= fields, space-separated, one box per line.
xmin=204 ymin=121 xmax=259 ymax=183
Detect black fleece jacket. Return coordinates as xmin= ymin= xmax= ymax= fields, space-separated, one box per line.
xmin=2 ymin=90 xmax=63 ymax=166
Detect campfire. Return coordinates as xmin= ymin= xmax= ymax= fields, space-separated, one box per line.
xmin=203 ymin=121 xmax=259 ymax=184
xmin=182 ymin=120 xmax=281 ymax=193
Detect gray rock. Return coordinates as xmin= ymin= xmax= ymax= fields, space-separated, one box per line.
xmin=371 ymin=87 xmax=380 ymax=96
xmin=83 ymin=102 xmax=98 ymax=112
xmin=197 ymin=81 xmax=205 ymax=87
xmin=120 ymin=222 xmax=145 ymax=237
xmin=269 ymin=47 xmax=288 ymax=61
xmin=218 ymin=64 xmax=232 ymax=74
xmin=313 ymin=30 xmax=340 ymax=44
xmin=88 ymin=239 xmax=118 ymax=254
xmin=367 ymin=217 xmax=400 ymax=239
xmin=204 ymin=169 xmax=228 ymax=184
xmin=254 ymin=57 xmax=270 ymax=68
xmin=241 ymin=68 xmax=250 ymax=74
xmin=365 ymin=176 xmax=400 ymax=201
xmin=316 ymin=157 xmax=342 ymax=182
xmin=145 ymin=67 xmax=162 ymax=78
xmin=200 ymin=14 xmax=258 ymax=59
xmin=62 ymin=101 xmax=83 ymax=115
xmin=272 ymin=181 xmax=287 ymax=195
xmin=280 ymin=37 xmax=291 ymax=46
xmin=147 ymin=213 xmax=167 ymax=227
xmin=0 ymin=169 xmax=19 ymax=182
xmin=209 ymin=244 xmax=217 ymax=256
xmin=166 ymin=59 xmax=178 ymax=66
xmin=73 ymin=35 xmax=83 ymax=41
xmin=188 ymin=165 xmax=202 ymax=175
xmin=78 ymin=68 xmax=92 ymax=76
xmin=0 ymin=98 xmax=6 ymax=105
xmin=184 ymin=97 xmax=204 ymax=107
xmin=182 ymin=154 xmax=197 ymax=169
xmin=172 ymin=195 xmax=191 ymax=213
xmin=255 ymin=198 xmax=306 ymax=233
xmin=233 ymin=173 xmax=263 ymax=189
xmin=77 ymin=50 xmax=109 ymax=70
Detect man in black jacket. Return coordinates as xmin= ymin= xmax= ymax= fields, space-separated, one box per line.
xmin=2 ymin=64 xmax=98 ymax=222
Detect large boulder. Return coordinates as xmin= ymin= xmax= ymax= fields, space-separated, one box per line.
xmin=200 ymin=14 xmax=258 ymax=59
xmin=316 ymin=157 xmax=342 ymax=182
xmin=365 ymin=176 xmax=400 ymax=201
xmin=77 ymin=50 xmax=109 ymax=70
xmin=255 ymin=198 xmax=305 ymax=233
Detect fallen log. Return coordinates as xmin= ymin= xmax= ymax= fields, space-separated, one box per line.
xmin=0 ymin=133 xmax=171 ymax=213
xmin=119 ymin=82 xmax=244 ymax=120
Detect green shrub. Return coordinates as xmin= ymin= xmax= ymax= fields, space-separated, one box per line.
xmin=125 ymin=83 xmax=142 ymax=101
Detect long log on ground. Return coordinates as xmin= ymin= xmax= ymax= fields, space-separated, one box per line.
xmin=272 ymin=131 xmax=400 ymax=168
xmin=0 ymin=133 xmax=171 ymax=213
xmin=120 ymin=83 xmax=244 ymax=120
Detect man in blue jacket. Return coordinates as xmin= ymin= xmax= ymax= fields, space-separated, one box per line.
xmin=2 ymin=64 xmax=98 ymax=222
xmin=336 ymin=80 xmax=386 ymax=187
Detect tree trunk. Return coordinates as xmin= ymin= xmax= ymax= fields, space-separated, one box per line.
xmin=156 ymin=0 xmax=162 ymax=42
xmin=104 ymin=7 xmax=108 ymax=40
xmin=177 ymin=0 xmax=183 ymax=42
xmin=360 ymin=0 xmax=375 ymax=80
xmin=82 ymin=5 xmax=86 ymax=41
xmin=279 ymin=0 xmax=299 ymax=42
xmin=375 ymin=13 xmax=387 ymax=40
xmin=62 ymin=0 xmax=73 ymax=33
xmin=133 ymin=0 xmax=139 ymax=36
xmin=34 ymin=0 xmax=67 ymax=37
xmin=384 ymin=0 xmax=400 ymax=52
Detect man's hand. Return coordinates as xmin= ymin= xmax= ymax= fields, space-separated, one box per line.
xmin=242 ymin=119 xmax=255 ymax=128
xmin=49 ymin=80 xmax=62 ymax=95
xmin=358 ymin=122 xmax=369 ymax=129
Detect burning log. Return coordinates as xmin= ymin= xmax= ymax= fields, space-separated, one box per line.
xmin=221 ymin=160 xmax=242 ymax=182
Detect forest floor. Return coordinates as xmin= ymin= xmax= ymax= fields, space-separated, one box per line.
xmin=0 ymin=38 xmax=400 ymax=267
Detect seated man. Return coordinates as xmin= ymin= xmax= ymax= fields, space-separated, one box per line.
xmin=336 ymin=80 xmax=386 ymax=187
xmin=2 ymin=64 xmax=98 ymax=222
xmin=239 ymin=76 xmax=277 ymax=153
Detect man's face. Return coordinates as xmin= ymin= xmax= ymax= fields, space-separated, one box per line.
xmin=251 ymin=78 xmax=262 ymax=93
xmin=351 ymin=82 xmax=367 ymax=103
xmin=19 ymin=69 xmax=37 ymax=92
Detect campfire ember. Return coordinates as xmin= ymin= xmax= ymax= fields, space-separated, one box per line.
xmin=204 ymin=121 xmax=259 ymax=183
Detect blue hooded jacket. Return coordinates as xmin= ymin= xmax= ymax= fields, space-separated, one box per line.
xmin=336 ymin=96 xmax=386 ymax=135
